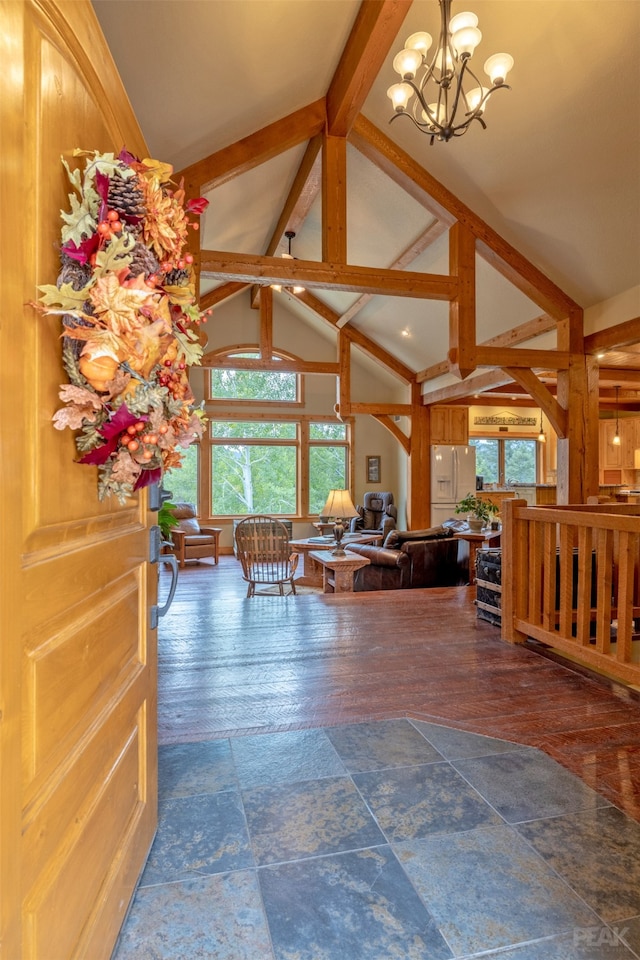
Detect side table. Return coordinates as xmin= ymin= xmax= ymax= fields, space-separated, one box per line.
xmin=308 ymin=550 xmax=370 ymax=593
xmin=454 ymin=529 xmax=502 ymax=584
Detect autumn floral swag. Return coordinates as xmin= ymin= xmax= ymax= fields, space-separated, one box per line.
xmin=34 ymin=148 xmax=210 ymax=503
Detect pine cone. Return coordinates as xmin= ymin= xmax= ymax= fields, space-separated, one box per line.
xmin=129 ymin=242 xmax=159 ymax=278
xmin=58 ymin=254 xmax=92 ymax=290
xmin=164 ymin=268 xmax=190 ymax=286
xmin=108 ymin=174 xmax=146 ymax=221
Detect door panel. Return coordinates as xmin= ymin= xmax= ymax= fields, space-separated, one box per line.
xmin=2 ymin=2 xmax=156 ymax=957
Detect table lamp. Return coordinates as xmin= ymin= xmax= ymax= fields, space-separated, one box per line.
xmin=320 ymin=489 xmax=359 ymax=556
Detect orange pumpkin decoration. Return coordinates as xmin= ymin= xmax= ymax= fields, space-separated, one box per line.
xmin=79 ymin=353 xmax=120 ymax=392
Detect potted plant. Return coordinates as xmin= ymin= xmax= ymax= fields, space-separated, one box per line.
xmin=455 ymin=493 xmax=499 ymax=532
xmin=158 ymin=501 xmax=179 ymax=547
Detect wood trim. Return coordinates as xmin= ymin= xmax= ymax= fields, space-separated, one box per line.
xmin=326 ymin=0 xmax=412 ymax=137
xmin=200 ymin=249 xmax=457 ymax=299
xmin=175 ymin=99 xmax=327 ymax=192
xmin=202 ymin=354 xmax=339 ymax=375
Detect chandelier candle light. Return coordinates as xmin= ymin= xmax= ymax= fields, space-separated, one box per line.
xmin=321 ymin=489 xmax=359 ymax=556
xmin=387 ymin=0 xmax=513 ymax=144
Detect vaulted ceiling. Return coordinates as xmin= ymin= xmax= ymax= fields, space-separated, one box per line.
xmin=93 ymin=0 xmax=640 ymax=409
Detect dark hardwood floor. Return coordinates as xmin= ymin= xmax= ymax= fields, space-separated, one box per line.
xmin=158 ymin=555 xmax=640 ymax=821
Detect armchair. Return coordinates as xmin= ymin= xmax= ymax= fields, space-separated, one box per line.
xmin=349 ymin=492 xmax=397 ymax=541
xmin=169 ymin=502 xmax=222 ymax=568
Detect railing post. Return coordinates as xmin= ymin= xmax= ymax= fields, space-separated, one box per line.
xmin=501 ymin=498 xmax=529 ymax=644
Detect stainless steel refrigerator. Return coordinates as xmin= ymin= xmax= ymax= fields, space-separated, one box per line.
xmin=430 ymin=444 xmax=477 ymax=526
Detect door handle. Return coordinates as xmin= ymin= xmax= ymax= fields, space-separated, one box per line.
xmin=149 ymin=523 xmax=179 ymax=629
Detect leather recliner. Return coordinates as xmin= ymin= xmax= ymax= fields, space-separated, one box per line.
xmin=349 ymin=492 xmax=397 ymax=542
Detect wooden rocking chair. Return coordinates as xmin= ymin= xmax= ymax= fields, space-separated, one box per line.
xmin=234 ymin=515 xmax=299 ymax=597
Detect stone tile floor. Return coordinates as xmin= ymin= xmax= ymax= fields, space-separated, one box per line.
xmin=112 ymin=718 xmax=640 ymax=959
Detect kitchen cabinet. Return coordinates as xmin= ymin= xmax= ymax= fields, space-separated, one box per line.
xmin=600 ymin=418 xmax=638 ymax=471
xmin=430 ymin=406 xmax=469 ymax=445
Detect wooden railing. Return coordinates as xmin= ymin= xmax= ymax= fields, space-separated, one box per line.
xmin=501 ymin=499 xmax=640 ymax=685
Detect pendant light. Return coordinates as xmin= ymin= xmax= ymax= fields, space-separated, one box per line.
xmin=612 ymin=385 xmax=621 ymax=445
xmin=537 ymin=410 xmax=546 ymax=443
xmin=271 ymin=231 xmax=304 ymax=294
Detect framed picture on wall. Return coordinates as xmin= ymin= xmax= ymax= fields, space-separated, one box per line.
xmin=366 ymin=455 xmax=381 ymax=484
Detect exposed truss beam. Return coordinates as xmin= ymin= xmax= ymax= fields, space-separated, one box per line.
xmin=585 ymin=316 xmax=640 ymax=353
xmin=417 ymin=313 xmax=556 ymax=383
xmin=373 ymin=414 xmax=411 ymax=455
xmin=291 ymin=289 xmax=414 ymax=383
xmin=504 ymin=368 xmax=567 ymax=438
xmin=200 ymin=282 xmax=250 ymax=310
xmin=200 ymin=250 xmax=457 ymax=299
xmin=176 ymin=99 xmax=326 ymax=192
xmin=200 ymin=353 xmax=339 ymax=375
xmin=422 ymin=370 xmax=516 ymax=405
xmin=350 ymin=115 xmax=580 ymax=321
xmin=327 ymin=0 xmax=412 ymax=137
xmin=337 ymin=218 xmax=447 ymax=328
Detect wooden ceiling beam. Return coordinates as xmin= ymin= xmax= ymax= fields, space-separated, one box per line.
xmin=323 ymin=133 xmax=348 ymax=263
xmin=200 ymin=249 xmax=457 ymax=299
xmin=449 ymin=221 xmax=477 ymax=379
xmin=264 ymin=136 xmax=322 ymax=257
xmin=200 ymin=281 xmax=250 ymax=310
xmin=351 ymin=115 xmax=580 ymax=320
xmin=251 ymin=136 xmax=322 ymax=307
xmin=503 ymin=368 xmax=567 ymax=438
xmin=175 ymin=99 xmax=326 ymax=192
xmin=327 ymin=0 xmax=412 ymax=137
xmin=474 ymin=346 xmax=570 ymax=369
xmin=351 ymin=403 xmax=412 ymax=415
xmin=423 ymin=370 xmax=516 ymax=405
xmin=417 ymin=312 xmax=556 ymax=383
xmin=373 ymin=414 xmax=411 ymax=455
xmin=337 ymin=218 xmax=447 ymax=328
xmin=585 ymin=316 xmax=640 ymax=353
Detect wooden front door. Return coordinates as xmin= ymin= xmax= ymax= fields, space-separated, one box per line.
xmin=1 ymin=2 xmax=157 ymax=956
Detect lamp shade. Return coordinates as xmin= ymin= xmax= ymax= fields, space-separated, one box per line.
xmin=321 ymin=489 xmax=358 ymax=520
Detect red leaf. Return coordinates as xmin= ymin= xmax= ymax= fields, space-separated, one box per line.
xmin=186 ymin=197 xmax=209 ymax=216
xmin=134 ymin=466 xmax=162 ymax=491
xmin=62 ymin=232 xmax=100 ymax=264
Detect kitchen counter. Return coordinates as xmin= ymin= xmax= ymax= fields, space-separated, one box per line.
xmin=482 ymin=484 xmax=625 ymax=506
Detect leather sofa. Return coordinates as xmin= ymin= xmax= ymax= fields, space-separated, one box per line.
xmin=345 ymin=525 xmax=469 ymax=591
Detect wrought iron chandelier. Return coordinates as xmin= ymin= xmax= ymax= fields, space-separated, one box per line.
xmin=387 ymin=0 xmax=513 ymax=144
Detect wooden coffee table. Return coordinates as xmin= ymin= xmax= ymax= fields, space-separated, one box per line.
xmin=290 ymin=534 xmax=381 ymax=587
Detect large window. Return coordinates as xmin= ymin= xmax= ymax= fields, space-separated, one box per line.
xmin=165 ymin=443 xmax=199 ymax=507
xmin=203 ymin=354 xmax=351 ymax=517
xmin=211 ymin=421 xmax=297 ymax=515
xmin=207 ymin=418 xmax=350 ymax=517
xmin=470 ymin=437 xmax=538 ymax=485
